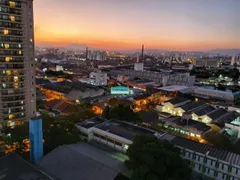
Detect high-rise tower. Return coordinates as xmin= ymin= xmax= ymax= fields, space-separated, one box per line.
xmin=0 ymin=0 xmax=36 ymax=126
xmin=141 ymin=44 xmax=144 ymax=62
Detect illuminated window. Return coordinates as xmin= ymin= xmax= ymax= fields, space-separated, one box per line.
xmin=18 ymin=50 xmax=22 ymax=55
xmin=9 ymin=1 xmax=16 ymax=7
xmin=14 ymin=76 xmax=18 ymax=83
xmin=10 ymin=16 xmax=15 ymax=22
xmin=18 ymin=44 xmax=21 ymax=48
xmin=3 ymin=29 xmax=9 ymax=35
xmin=14 ymin=83 xmax=19 ymax=88
xmin=4 ymin=44 xmax=10 ymax=49
xmin=5 ymin=57 xmax=12 ymax=62
xmin=13 ymin=70 xmax=19 ymax=75
xmin=1 ymin=43 xmax=3 ymax=47
xmin=8 ymin=109 xmax=11 ymax=113
xmin=29 ymin=38 xmax=33 ymax=42
xmin=9 ymin=114 xmax=15 ymax=120
xmin=6 ymin=70 xmax=11 ymax=76
xmin=2 ymin=83 xmax=6 ymax=88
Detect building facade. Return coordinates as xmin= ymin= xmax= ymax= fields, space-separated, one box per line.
xmin=0 ymin=0 xmax=36 ymax=125
xmin=89 ymin=71 xmax=108 ymax=86
xmin=76 ymin=118 xmax=240 ymax=180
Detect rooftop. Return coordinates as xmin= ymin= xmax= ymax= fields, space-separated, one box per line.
xmin=138 ymin=111 xmax=159 ymax=123
xmin=96 ymin=120 xmax=158 ymax=140
xmin=168 ymin=97 xmax=191 ymax=105
xmin=165 ymin=117 xmax=211 ymax=133
xmin=207 ymin=108 xmax=228 ymax=121
xmin=170 ymin=136 xmax=240 ymax=167
xmin=77 ymin=117 xmax=107 ymax=129
xmin=158 ymin=85 xmax=190 ymax=92
xmin=42 ymin=81 xmax=101 ymax=94
xmin=192 ymin=105 xmax=216 ymax=116
xmin=37 ymin=143 xmax=127 ymax=180
xmin=179 ymin=101 xmax=205 ymax=112
xmin=0 ymin=153 xmax=53 ymax=180
xmin=217 ymin=111 xmax=240 ymax=126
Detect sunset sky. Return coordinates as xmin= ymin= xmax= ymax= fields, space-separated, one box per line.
xmin=34 ymin=0 xmax=240 ymax=51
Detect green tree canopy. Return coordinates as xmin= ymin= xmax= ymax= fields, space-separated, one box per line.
xmin=125 ymin=135 xmax=192 ymax=180
xmin=102 ymin=104 xmax=141 ymax=123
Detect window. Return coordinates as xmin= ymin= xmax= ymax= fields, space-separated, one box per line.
xmin=9 ymin=16 xmax=15 ymax=22
xmin=9 ymin=114 xmax=14 ymax=120
xmin=2 ymin=83 xmax=6 ymax=88
xmin=5 ymin=57 xmax=12 ymax=62
xmin=214 ymin=171 xmax=218 ymax=177
xmin=207 ymin=168 xmax=210 ymax=174
xmin=202 ymin=167 xmax=206 ymax=173
xmin=222 ymin=173 xmax=225 ymax=180
xmin=216 ymin=161 xmax=219 ymax=168
xmin=199 ymin=165 xmax=202 ymax=171
xmin=4 ymin=44 xmax=10 ymax=49
xmin=228 ymin=166 xmax=232 ymax=172
xmin=18 ymin=51 xmax=22 ymax=55
xmin=204 ymin=157 xmax=207 ymax=163
xmin=115 ymin=141 xmax=122 ymax=147
xmin=3 ymin=29 xmax=9 ymax=35
xmin=9 ymin=1 xmax=16 ymax=7
xmin=193 ymin=153 xmax=196 ymax=160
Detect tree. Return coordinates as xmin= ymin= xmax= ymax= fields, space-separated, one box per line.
xmin=43 ymin=120 xmax=79 ymax=154
xmin=3 ymin=114 xmax=80 ymax=155
xmin=104 ymin=104 xmax=141 ymax=123
xmin=102 ymin=106 xmax=110 ymax=119
xmin=125 ymin=135 xmax=192 ymax=180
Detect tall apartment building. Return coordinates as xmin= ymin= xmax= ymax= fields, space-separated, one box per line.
xmin=0 ymin=0 xmax=36 ymax=126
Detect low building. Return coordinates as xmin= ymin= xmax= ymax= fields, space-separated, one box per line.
xmin=37 ymin=143 xmax=128 ymax=180
xmin=223 ymin=112 xmax=240 ymax=138
xmin=76 ymin=117 xmax=157 ymax=152
xmin=163 ymin=116 xmax=211 ymax=138
xmin=76 ymin=118 xmax=240 ymax=180
xmin=192 ymin=87 xmax=240 ymax=102
xmin=126 ymin=79 xmax=155 ymax=91
xmin=41 ymin=82 xmax=104 ymax=101
xmin=0 ymin=153 xmax=53 ymax=180
xmin=161 ymin=97 xmax=191 ymax=116
xmin=89 ymin=71 xmax=108 ymax=86
xmin=191 ymin=105 xmax=216 ymax=123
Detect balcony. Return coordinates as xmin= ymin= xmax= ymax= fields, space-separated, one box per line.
xmin=1 ymin=78 xmax=24 ymax=83
xmin=2 ymin=108 xmax=25 ymax=115
xmin=0 ymin=36 xmax=22 ymax=43
xmin=0 ymin=2 xmax=22 ymax=9
xmin=0 ymin=64 xmax=24 ymax=70
xmin=1 ymin=84 xmax=24 ymax=89
xmin=3 ymin=115 xmax=26 ymax=121
xmin=0 ymin=7 xmax=22 ymax=15
xmin=1 ymin=96 xmax=25 ymax=102
xmin=2 ymin=103 xmax=25 ymax=109
xmin=0 ymin=71 xmax=24 ymax=76
xmin=1 ymin=91 xmax=25 ymax=96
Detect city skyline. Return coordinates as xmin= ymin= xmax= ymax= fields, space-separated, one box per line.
xmin=34 ymin=0 xmax=240 ymax=51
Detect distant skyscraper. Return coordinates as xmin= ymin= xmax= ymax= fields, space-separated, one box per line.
xmin=0 ymin=0 xmax=36 ymax=125
xmin=141 ymin=44 xmax=144 ymax=62
xmin=231 ymin=56 xmax=235 ymax=66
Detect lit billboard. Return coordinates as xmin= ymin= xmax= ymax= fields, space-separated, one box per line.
xmin=110 ymin=86 xmax=133 ymax=95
